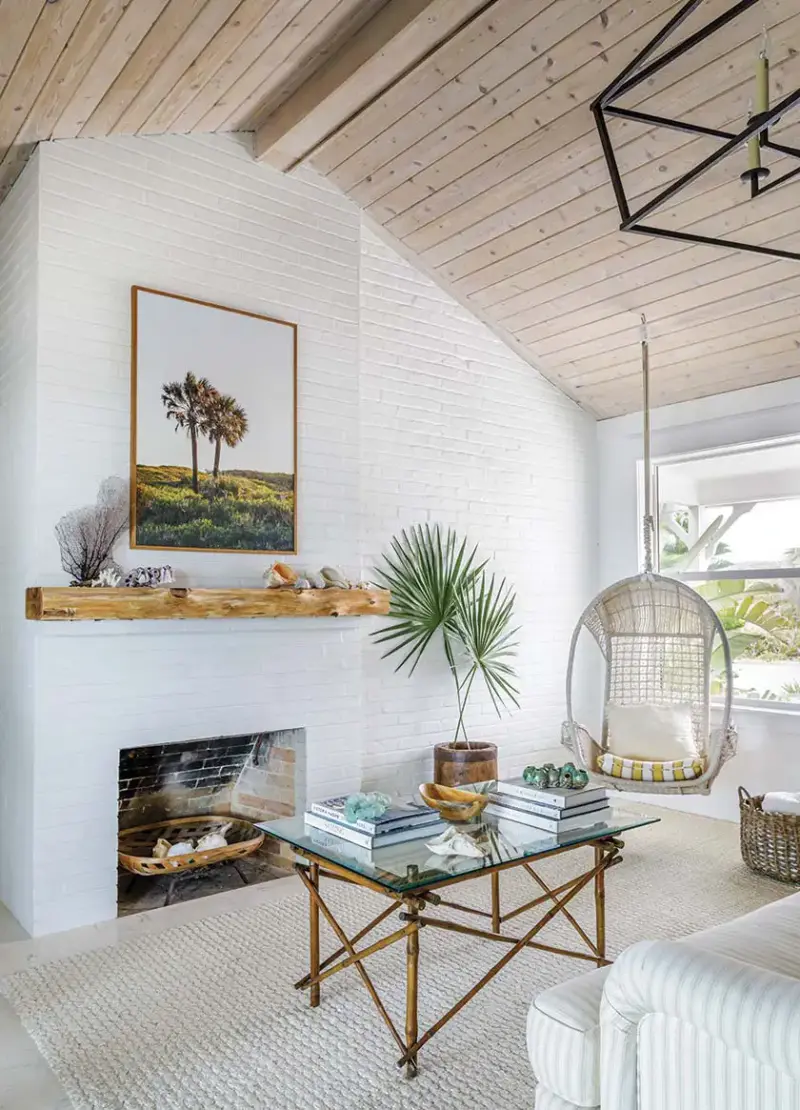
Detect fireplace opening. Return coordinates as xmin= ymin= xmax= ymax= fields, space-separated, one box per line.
xmin=117 ymin=728 xmax=306 ymax=915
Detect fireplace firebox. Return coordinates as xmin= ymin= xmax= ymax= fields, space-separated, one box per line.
xmin=117 ymin=728 xmax=306 ymax=914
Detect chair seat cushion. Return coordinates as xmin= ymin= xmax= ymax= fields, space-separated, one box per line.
xmin=597 ymin=752 xmax=705 ymax=782
xmin=527 ymin=965 xmax=609 ymax=1107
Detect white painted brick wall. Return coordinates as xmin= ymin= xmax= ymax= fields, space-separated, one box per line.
xmin=1 ymin=132 xmax=596 ymax=935
xmin=0 ymin=153 xmax=39 ymax=928
xmin=359 ymin=227 xmax=597 ymax=791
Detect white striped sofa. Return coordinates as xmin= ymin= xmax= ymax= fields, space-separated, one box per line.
xmin=527 ymin=891 xmax=800 ymax=1110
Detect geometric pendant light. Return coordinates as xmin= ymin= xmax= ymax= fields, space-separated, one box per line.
xmin=593 ymin=0 xmax=800 ymax=262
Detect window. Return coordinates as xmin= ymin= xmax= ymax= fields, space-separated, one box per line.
xmin=654 ymin=439 xmax=800 ymax=707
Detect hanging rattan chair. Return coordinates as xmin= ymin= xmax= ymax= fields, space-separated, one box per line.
xmin=563 ymin=574 xmax=737 ymax=794
xmin=562 ymin=318 xmax=737 ymax=795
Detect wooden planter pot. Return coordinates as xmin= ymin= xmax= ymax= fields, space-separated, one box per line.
xmin=434 ymin=742 xmax=498 ymax=788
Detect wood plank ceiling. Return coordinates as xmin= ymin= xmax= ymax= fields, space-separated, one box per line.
xmin=1 ymin=0 xmax=799 ymax=417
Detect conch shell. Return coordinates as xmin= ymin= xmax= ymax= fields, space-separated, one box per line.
xmin=197 ymin=823 xmax=232 ymax=851
xmin=263 ymin=562 xmax=298 ymax=588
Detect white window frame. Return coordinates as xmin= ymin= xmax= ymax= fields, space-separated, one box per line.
xmin=647 ymin=433 xmax=800 ymax=713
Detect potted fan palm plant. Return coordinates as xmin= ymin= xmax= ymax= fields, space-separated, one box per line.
xmin=373 ymin=524 xmax=519 ymax=786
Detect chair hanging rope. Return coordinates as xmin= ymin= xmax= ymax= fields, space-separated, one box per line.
xmin=641 ymin=314 xmax=655 ymax=575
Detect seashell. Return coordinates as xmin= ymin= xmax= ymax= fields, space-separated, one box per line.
xmin=91 ymin=567 xmax=122 ymax=588
xmin=166 ymin=840 xmax=195 ymax=857
xmin=321 ymin=566 xmax=349 ymax=589
xmin=306 ymin=570 xmax=327 ymax=590
xmin=294 ymin=577 xmax=311 ymax=590
xmin=197 ymin=823 xmax=232 ymax=852
xmin=273 ymin=562 xmax=297 ymax=585
xmin=425 ymin=827 xmax=486 ymax=858
xmin=152 ymin=838 xmax=171 ymax=859
xmin=263 ymin=562 xmax=296 ymax=588
xmin=573 ymin=769 xmax=590 ymax=789
xmin=123 ymin=566 xmax=173 ymax=588
xmin=558 ymin=770 xmax=574 ymax=789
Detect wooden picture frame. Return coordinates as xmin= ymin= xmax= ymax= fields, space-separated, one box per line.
xmin=130 ymin=286 xmax=298 ymax=555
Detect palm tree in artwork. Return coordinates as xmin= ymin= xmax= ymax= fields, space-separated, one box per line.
xmin=206 ymin=393 xmax=249 ymax=478
xmin=161 ymin=372 xmax=217 ymax=493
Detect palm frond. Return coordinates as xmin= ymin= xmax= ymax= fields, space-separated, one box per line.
xmin=372 ymin=526 xmax=519 ymax=739
xmin=453 ymin=573 xmax=520 ymax=714
xmin=372 ymin=524 xmax=484 ymax=675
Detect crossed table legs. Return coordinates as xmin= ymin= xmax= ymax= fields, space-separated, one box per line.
xmin=292 ymin=838 xmax=623 ymax=1077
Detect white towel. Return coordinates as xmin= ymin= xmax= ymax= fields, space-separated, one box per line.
xmin=762 ymin=791 xmax=800 ymax=816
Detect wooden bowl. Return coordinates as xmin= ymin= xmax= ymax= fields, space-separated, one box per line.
xmin=419 ymin=783 xmax=488 ymax=823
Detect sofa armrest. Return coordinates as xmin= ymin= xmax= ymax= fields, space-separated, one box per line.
xmin=600 ymin=940 xmax=800 ymax=1110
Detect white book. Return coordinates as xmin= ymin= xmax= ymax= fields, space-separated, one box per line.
xmin=485 ymin=802 xmax=612 ymax=834
xmin=309 ymin=796 xmax=440 ymax=835
xmin=302 ymin=829 xmax=406 ymax=871
xmin=488 ymin=792 xmax=609 ymax=821
xmin=303 ymin=812 xmax=439 ymax=849
xmin=495 ymin=778 xmax=607 ymax=810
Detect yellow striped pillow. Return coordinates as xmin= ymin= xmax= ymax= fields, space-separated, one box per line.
xmin=597 ymin=752 xmax=705 ymax=782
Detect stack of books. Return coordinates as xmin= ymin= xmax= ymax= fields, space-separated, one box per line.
xmin=485 ymin=778 xmax=611 ymax=835
xmin=304 ymin=796 xmax=443 ymax=850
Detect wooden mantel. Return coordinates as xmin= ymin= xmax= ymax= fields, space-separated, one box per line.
xmin=25 ymin=587 xmax=390 ymax=622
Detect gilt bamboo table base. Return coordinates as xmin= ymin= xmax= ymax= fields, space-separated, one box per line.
xmin=291 ymin=838 xmax=623 ymax=1077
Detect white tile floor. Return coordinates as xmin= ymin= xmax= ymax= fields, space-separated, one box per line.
xmin=0 ymin=874 xmax=301 ymax=1110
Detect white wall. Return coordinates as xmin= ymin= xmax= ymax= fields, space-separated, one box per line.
xmin=0 ymin=151 xmax=39 ymax=928
xmin=359 ymin=227 xmax=596 ymax=791
xmin=598 ymin=379 xmax=800 ymax=821
xmin=0 ymin=133 xmax=595 ymax=935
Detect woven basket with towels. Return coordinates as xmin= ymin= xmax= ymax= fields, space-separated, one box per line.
xmin=739 ymin=787 xmax=800 ymax=884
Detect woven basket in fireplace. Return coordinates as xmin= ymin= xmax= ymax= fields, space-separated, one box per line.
xmin=118 ymin=815 xmax=266 ymax=876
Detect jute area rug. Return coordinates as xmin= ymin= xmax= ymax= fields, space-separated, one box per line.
xmin=1 ymin=808 xmax=788 ymax=1110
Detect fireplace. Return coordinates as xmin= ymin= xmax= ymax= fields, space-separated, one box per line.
xmin=117 ymin=728 xmax=306 ymax=914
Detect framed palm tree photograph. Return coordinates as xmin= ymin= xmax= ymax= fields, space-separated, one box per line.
xmin=131 ymin=287 xmax=297 ymax=554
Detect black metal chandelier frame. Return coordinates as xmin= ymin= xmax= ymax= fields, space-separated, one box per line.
xmin=593 ymin=0 xmax=800 ymax=262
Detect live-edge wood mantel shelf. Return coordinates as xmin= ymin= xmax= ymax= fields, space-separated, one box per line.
xmin=26 ymin=586 xmax=390 ymax=622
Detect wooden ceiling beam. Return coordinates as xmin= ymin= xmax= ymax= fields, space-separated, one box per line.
xmin=253 ymin=0 xmax=498 ymax=172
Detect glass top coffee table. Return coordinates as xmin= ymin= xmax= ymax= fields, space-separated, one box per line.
xmin=261 ymin=810 xmax=659 ymax=1077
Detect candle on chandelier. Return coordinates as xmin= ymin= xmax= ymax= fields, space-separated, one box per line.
xmin=756 ymin=43 xmax=770 ymax=116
